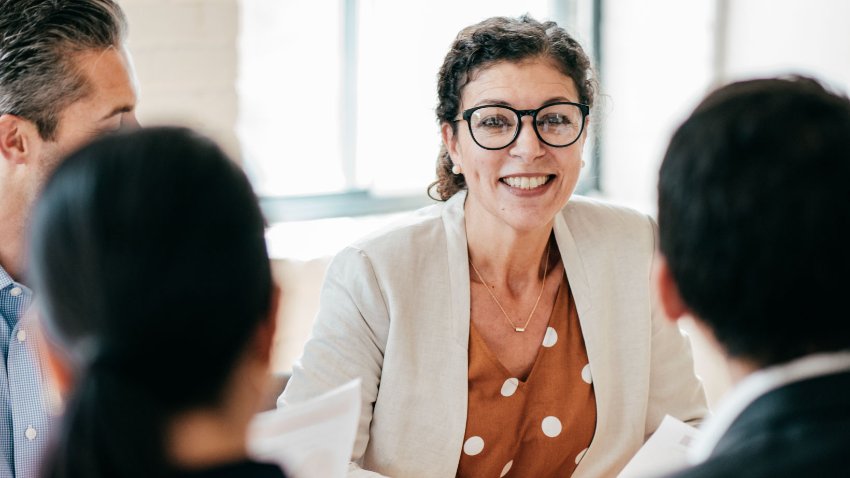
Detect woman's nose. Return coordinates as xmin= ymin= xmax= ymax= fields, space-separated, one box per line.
xmin=508 ymin=117 xmax=545 ymax=160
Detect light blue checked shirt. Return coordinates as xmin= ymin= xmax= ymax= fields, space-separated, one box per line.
xmin=0 ymin=265 xmax=50 ymax=478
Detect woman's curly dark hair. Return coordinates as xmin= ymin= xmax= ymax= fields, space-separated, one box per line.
xmin=428 ymin=15 xmax=596 ymax=201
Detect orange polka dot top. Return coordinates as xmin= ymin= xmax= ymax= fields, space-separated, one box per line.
xmin=456 ymin=275 xmax=597 ymax=477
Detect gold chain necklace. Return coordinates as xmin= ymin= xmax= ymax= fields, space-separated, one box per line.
xmin=469 ymin=240 xmax=551 ymax=332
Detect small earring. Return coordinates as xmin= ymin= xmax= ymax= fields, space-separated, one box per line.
xmin=581 ymin=160 xmax=586 ymax=169
xmin=452 ymin=164 xmax=462 ymax=175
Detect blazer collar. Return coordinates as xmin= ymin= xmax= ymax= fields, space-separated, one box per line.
xmin=553 ymin=210 xmax=594 ymax=316
xmin=441 ymin=191 xmax=472 ymax=349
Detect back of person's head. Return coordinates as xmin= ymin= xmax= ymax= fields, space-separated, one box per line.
xmin=0 ymin=0 xmax=126 ymax=140
xmin=658 ymin=76 xmax=850 ymax=367
xmin=28 ymin=127 xmax=273 ymax=478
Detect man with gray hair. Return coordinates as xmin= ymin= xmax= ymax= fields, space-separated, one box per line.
xmin=0 ymin=1 xmax=138 ymax=476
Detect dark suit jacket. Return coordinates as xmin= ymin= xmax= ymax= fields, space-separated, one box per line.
xmin=664 ymin=370 xmax=850 ymax=477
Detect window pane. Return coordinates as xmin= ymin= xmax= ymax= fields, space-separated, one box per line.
xmin=238 ymin=0 xmax=345 ymax=196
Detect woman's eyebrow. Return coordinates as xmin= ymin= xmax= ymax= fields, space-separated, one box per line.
xmin=470 ymin=96 xmax=577 ymax=109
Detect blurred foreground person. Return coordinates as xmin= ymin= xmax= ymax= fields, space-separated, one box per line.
xmin=28 ymin=127 xmax=286 ymax=478
xmin=657 ymin=77 xmax=850 ymax=477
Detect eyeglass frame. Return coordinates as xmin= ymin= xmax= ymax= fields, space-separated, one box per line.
xmin=452 ymin=101 xmax=590 ymax=151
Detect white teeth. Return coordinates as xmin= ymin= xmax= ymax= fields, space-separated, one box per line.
xmin=504 ymin=175 xmax=549 ymax=190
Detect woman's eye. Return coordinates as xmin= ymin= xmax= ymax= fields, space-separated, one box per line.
xmin=479 ymin=115 xmax=512 ymax=129
xmin=539 ymin=114 xmax=569 ymax=126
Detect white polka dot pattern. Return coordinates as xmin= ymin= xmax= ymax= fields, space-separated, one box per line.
xmin=581 ymin=364 xmax=592 ymax=384
xmin=500 ymin=460 xmax=513 ymax=477
xmin=500 ymin=378 xmax=519 ymax=397
xmin=542 ymin=326 xmax=558 ymax=347
xmin=575 ymin=447 xmax=588 ymax=464
xmin=463 ymin=436 xmax=485 ymax=456
xmin=541 ymin=416 xmax=562 ymax=437
xmin=456 ymin=275 xmax=595 ymax=477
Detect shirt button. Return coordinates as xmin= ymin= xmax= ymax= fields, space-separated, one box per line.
xmin=17 ymin=330 xmax=26 ymax=343
xmin=25 ymin=426 xmax=36 ymax=441
xmin=10 ymin=287 xmax=22 ymax=297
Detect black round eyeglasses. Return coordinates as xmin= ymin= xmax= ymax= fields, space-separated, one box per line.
xmin=453 ymin=101 xmax=590 ymax=150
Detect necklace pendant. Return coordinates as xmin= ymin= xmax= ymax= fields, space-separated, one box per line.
xmin=514 ymin=327 xmax=526 ymax=332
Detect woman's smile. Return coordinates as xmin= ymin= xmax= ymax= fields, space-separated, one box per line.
xmin=500 ymin=174 xmax=556 ymax=196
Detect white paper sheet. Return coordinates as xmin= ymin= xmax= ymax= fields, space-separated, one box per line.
xmin=248 ymin=379 xmax=361 ymax=478
xmin=618 ymin=415 xmax=701 ymax=478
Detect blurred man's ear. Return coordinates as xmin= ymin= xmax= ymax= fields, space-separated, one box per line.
xmin=654 ymin=255 xmax=690 ymax=322
xmin=247 ymin=283 xmax=281 ymax=370
xmin=0 ymin=114 xmax=39 ymax=164
xmin=42 ymin=334 xmax=75 ymax=398
xmin=258 ymin=284 xmax=281 ymax=365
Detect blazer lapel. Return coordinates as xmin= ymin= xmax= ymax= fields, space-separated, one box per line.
xmin=442 ymin=190 xmax=472 ymax=349
xmin=554 ymin=212 xmax=593 ymax=316
xmin=555 ymin=207 xmax=613 ymax=475
xmin=437 ymin=191 xmax=472 ymax=477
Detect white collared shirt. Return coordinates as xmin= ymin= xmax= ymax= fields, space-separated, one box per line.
xmin=688 ymin=350 xmax=850 ymax=464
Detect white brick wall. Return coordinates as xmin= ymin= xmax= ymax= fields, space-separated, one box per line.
xmin=119 ymin=0 xmax=241 ymax=161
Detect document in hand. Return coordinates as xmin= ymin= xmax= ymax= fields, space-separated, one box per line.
xmin=617 ymin=415 xmax=701 ymax=478
xmin=248 ymin=379 xmax=361 ymax=478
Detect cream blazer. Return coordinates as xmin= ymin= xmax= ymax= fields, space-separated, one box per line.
xmin=281 ymin=191 xmax=708 ymax=478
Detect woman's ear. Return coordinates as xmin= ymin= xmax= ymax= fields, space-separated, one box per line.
xmin=441 ymin=122 xmax=462 ymax=168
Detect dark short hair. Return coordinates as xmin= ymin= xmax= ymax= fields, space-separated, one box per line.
xmin=658 ymin=76 xmax=850 ymax=366
xmin=0 ymin=0 xmax=126 ymax=140
xmin=29 ymin=127 xmax=273 ymax=478
xmin=429 ymin=15 xmax=596 ymax=200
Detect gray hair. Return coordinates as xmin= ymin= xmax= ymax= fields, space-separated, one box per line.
xmin=0 ymin=0 xmax=127 ymax=140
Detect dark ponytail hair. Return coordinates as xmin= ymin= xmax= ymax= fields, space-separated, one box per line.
xmin=28 ymin=127 xmax=273 ymax=478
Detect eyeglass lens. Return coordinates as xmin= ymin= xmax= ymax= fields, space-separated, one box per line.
xmin=468 ymin=104 xmax=584 ymax=149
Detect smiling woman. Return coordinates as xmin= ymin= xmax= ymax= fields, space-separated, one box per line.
xmin=280 ymin=15 xmax=708 ymax=478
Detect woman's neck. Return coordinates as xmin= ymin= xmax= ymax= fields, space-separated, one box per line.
xmin=465 ymin=211 xmax=555 ymax=294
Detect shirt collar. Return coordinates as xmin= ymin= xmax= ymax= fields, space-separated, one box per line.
xmin=688 ymin=350 xmax=850 ymax=463
xmin=0 ymin=263 xmax=34 ymax=326
xmin=0 ymin=263 xmax=13 ymax=290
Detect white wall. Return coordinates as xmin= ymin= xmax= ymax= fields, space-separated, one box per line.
xmin=599 ymin=0 xmax=716 ymax=213
xmin=723 ymin=0 xmax=850 ymax=93
xmin=120 ymin=0 xmax=240 ymax=161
